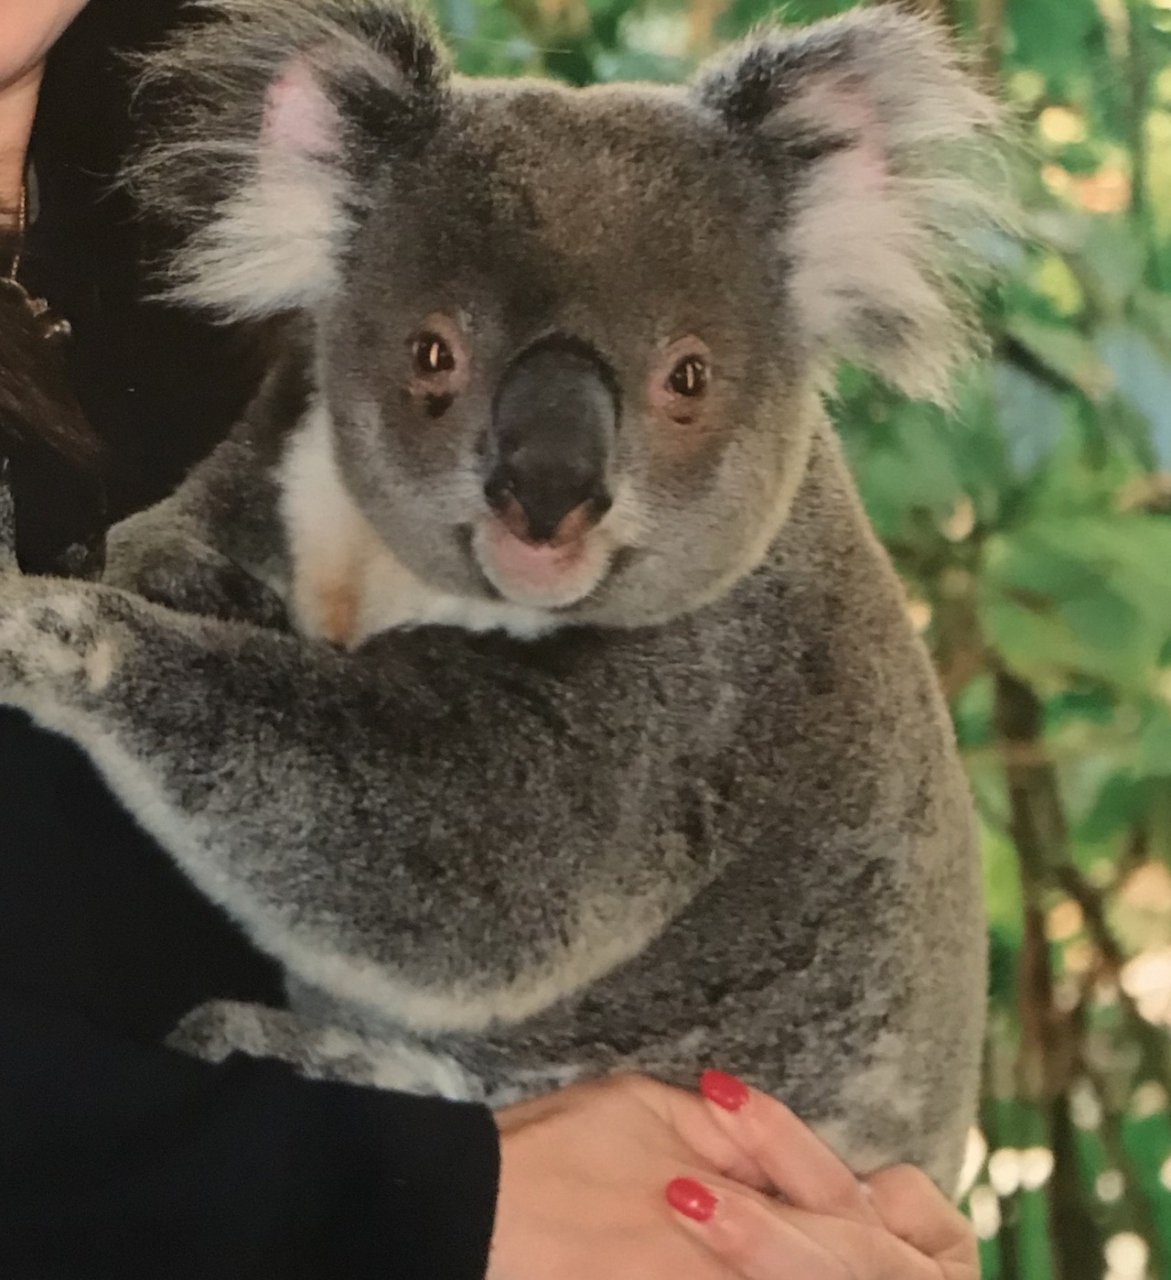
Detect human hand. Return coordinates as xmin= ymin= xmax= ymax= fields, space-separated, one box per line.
xmin=487 ymin=1072 xmax=779 ymax=1280
xmin=487 ymin=1070 xmax=978 ymax=1280
xmin=666 ymin=1070 xmax=980 ymax=1280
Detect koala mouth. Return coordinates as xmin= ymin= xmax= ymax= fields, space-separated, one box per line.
xmin=468 ymin=516 xmax=615 ymax=611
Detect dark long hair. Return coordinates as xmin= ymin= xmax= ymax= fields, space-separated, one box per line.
xmin=0 ymin=229 xmax=96 ymax=464
xmin=0 ymin=228 xmax=105 ymax=575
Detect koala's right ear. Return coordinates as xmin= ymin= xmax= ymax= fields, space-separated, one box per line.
xmin=127 ymin=0 xmax=446 ymax=319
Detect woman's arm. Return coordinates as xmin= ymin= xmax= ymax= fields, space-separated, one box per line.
xmin=0 ymin=988 xmax=501 ymax=1280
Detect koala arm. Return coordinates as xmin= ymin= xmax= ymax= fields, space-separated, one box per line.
xmin=102 ymin=433 xmax=289 ymax=628
xmin=102 ymin=339 xmax=312 ymax=626
xmin=0 ymin=480 xmax=704 ymax=1038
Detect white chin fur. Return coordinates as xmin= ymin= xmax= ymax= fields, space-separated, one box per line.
xmin=471 ymin=523 xmax=612 ymax=611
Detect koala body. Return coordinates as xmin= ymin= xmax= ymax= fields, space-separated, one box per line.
xmin=0 ymin=0 xmax=1002 ymax=1192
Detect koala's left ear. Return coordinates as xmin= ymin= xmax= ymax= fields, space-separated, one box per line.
xmin=127 ymin=0 xmax=446 ymax=319
xmin=695 ymin=7 xmax=1007 ymax=402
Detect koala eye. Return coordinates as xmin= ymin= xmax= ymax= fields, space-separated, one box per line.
xmin=667 ymin=355 xmax=709 ymax=398
xmin=413 ymin=333 xmax=455 ymax=375
xmin=650 ymin=338 xmax=714 ymax=422
xmin=405 ymin=316 xmax=469 ymax=418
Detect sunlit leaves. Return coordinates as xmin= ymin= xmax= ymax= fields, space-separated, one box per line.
xmin=981 ymin=514 xmax=1171 ymax=692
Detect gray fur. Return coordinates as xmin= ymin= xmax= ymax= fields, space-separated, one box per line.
xmin=0 ymin=1 xmax=1000 ymax=1193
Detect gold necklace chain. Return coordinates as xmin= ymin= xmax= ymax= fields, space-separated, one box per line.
xmin=2 ymin=177 xmax=71 ymax=342
xmin=6 ymin=181 xmax=27 ymax=281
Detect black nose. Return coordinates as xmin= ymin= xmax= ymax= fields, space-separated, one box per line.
xmin=486 ymin=338 xmax=618 ymax=545
xmin=485 ymin=460 xmax=612 ymax=545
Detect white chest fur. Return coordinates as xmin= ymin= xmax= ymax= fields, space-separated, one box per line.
xmin=277 ymin=405 xmax=557 ymax=648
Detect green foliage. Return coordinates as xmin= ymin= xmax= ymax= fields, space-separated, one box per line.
xmin=428 ymin=0 xmax=1171 ymax=1273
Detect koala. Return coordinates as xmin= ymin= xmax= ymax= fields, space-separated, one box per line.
xmin=0 ymin=0 xmax=1005 ymax=1193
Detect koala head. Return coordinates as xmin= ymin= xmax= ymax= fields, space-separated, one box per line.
xmin=131 ymin=1 xmax=1004 ymax=628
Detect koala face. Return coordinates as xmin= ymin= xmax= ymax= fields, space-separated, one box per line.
xmin=324 ymin=83 xmax=807 ymax=625
xmin=133 ymin=0 xmax=1004 ymax=627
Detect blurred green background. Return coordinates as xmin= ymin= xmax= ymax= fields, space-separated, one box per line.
xmin=424 ymin=0 xmax=1171 ymax=1275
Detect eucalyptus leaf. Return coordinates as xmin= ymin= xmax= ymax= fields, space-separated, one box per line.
xmin=1097 ymin=326 xmax=1171 ymax=467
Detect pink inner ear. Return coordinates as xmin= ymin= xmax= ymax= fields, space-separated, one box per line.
xmin=798 ymin=77 xmax=889 ymax=191
xmin=841 ymin=96 xmax=887 ymax=193
xmin=263 ymin=59 xmax=340 ymax=159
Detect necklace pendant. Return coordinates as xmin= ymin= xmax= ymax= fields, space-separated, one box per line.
xmin=0 ymin=276 xmax=72 ymax=343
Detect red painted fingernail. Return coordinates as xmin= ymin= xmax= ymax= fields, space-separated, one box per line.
xmin=700 ymin=1069 xmax=750 ymax=1112
xmin=666 ymin=1177 xmax=718 ymax=1223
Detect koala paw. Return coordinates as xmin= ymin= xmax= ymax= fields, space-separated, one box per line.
xmin=105 ymin=516 xmax=288 ymax=630
xmin=168 ymin=999 xmax=481 ymax=1098
xmin=0 ymin=577 xmax=120 ymax=696
xmin=0 ymin=460 xmax=121 ymax=698
xmin=132 ymin=544 xmax=288 ymax=629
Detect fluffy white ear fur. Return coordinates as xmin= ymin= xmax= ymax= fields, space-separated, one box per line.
xmin=127 ymin=0 xmax=442 ymax=320
xmin=171 ymin=61 xmax=349 ymax=317
xmin=701 ymin=9 xmax=1010 ymax=402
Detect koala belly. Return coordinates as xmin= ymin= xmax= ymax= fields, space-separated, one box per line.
xmin=170 ymin=739 xmax=982 ymax=1197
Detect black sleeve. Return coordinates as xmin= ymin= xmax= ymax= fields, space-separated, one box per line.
xmin=0 ymin=707 xmax=288 ymax=1043
xmin=0 ymin=712 xmax=501 ymax=1280
xmin=0 ymin=991 xmax=500 ymax=1280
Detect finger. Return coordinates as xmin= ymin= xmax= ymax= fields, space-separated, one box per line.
xmin=761 ymin=1200 xmax=959 ymax=1280
xmin=667 ymin=1177 xmax=913 ymax=1280
xmin=865 ymin=1165 xmax=979 ymax=1268
xmin=626 ymin=1077 xmax=776 ymax=1192
xmin=697 ymin=1071 xmax=880 ymax=1224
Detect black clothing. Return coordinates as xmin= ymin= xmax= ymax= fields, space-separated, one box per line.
xmin=0 ymin=709 xmax=286 ymax=1045
xmin=0 ymin=992 xmax=500 ymax=1280
xmin=0 ymin=2 xmax=501 ymax=1276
